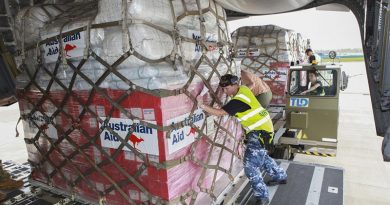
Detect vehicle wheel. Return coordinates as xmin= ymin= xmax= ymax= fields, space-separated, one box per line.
xmin=382 ymin=126 xmax=390 ymax=161
xmin=272 ymin=146 xmax=291 ymax=160
xmin=291 ymin=144 xmax=305 ymax=150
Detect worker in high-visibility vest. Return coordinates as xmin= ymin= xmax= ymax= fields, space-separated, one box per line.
xmin=305 ymin=48 xmax=318 ymax=65
xmin=198 ymin=74 xmax=287 ymax=205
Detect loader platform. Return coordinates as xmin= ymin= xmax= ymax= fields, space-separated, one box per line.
xmin=219 ymin=160 xmax=344 ymax=205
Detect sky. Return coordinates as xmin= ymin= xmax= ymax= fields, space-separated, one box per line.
xmin=227 ymin=7 xmax=362 ymax=50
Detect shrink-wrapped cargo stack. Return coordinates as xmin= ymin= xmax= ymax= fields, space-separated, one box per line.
xmin=232 ymin=25 xmax=310 ymax=105
xmin=14 ymin=0 xmax=243 ymax=204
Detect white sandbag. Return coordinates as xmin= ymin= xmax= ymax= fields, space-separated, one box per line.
xmin=114 ymin=75 xmax=189 ymax=90
xmin=15 ymin=5 xmax=66 ymax=45
xmin=233 ymin=25 xmax=308 ymax=68
xmin=95 ymin=0 xmax=174 ymax=28
xmin=112 ymin=64 xmax=184 ymax=81
xmin=102 ymin=25 xmax=174 ymax=62
xmin=94 ymin=0 xmax=216 ymax=28
xmin=16 ymin=0 xmax=232 ymax=92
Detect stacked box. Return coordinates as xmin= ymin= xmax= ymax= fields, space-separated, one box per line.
xmin=232 ymin=25 xmax=309 ymax=105
xmin=17 ymin=84 xmax=243 ymax=204
xmin=15 ymin=0 xmax=243 ymax=204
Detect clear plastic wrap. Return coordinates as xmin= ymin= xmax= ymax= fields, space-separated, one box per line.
xmin=232 ymin=25 xmax=309 ymax=105
xmin=15 ymin=0 xmax=242 ymax=204
xmin=14 ymin=5 xmax=66 ymax=46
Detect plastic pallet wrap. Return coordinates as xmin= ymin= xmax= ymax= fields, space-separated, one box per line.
xmin=232 ymin=25 xmax=310 ymax=105
xmin=15 ymin=0 xmax=243 ymax=204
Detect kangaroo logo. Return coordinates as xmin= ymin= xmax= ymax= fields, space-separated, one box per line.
xmin=64 ymin=44 xmax=77 ymax=57
xmin=273 ymin=71 xmax=281 ymax=80
xmin=129 ymin=133 xmax=144 ymax=149
xmin=186 ymin=127 xmax=196 ymax=136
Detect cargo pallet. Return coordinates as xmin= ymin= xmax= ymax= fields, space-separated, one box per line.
xmin=1 ymin=107 xmax=344 ymax=205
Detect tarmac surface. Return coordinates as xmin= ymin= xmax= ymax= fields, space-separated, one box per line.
xmin=294 ymin=62 xmax=390 ymax=205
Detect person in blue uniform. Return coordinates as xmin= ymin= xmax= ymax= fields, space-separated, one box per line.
xmin=198 ymin=74 xmax=287 ymax=205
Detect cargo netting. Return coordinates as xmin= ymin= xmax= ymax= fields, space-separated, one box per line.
xmin=14 ymin=0 xmax=245 ymax=204
xmin=232 ymin=25 xmax=310 ymax=105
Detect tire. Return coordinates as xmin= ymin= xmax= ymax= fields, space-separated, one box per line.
xmin=383 ymin=126 xmax=390 ymax=162
xmin=272 ymin=146 xmax=291 ymax=160
xmin=291 ymin=144 xmax=305 ymax=150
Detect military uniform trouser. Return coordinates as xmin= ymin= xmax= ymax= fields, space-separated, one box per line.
xmin=243 ymin=130 xmax=287 ymax=200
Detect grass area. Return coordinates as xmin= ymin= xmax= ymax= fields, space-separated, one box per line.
xmin=321 ymin=57 xmax=364 ymax=62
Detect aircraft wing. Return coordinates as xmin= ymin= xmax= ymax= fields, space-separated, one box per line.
xmin=215 ymin=0 xmax=314 ymax=14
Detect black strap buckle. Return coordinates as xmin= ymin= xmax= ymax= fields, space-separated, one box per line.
xmin=257 ymin=131 xmax=274 ymax=151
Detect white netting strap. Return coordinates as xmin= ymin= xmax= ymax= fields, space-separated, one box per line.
xmin=83 ymin=18 xmax=94 ymax=59
xmin=121 ymin=0 xmax=131 ymax=53
xmin=20 ymin=7 xmax=31 ymax=60
xmin=168 ymin=0 xmax=180 ymax=70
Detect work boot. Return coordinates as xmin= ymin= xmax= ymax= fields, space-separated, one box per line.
xmin=248 ymin=197 xmax=270 ymax=205
xmin=266 ymin=178 xmax=287 ymax=186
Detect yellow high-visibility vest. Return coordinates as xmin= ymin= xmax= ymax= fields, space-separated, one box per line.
xmin=232 ymin=86 xmax=274 ymax=134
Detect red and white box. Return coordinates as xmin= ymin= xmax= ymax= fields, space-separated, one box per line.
xmin=17 ymin=81 xmax=243 ymax=204
xmin=263 ymin=62 xmax=290 ymax=105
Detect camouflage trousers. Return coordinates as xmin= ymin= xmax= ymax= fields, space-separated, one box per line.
xmin=243 ymin=130 xmax=287 ymax=200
